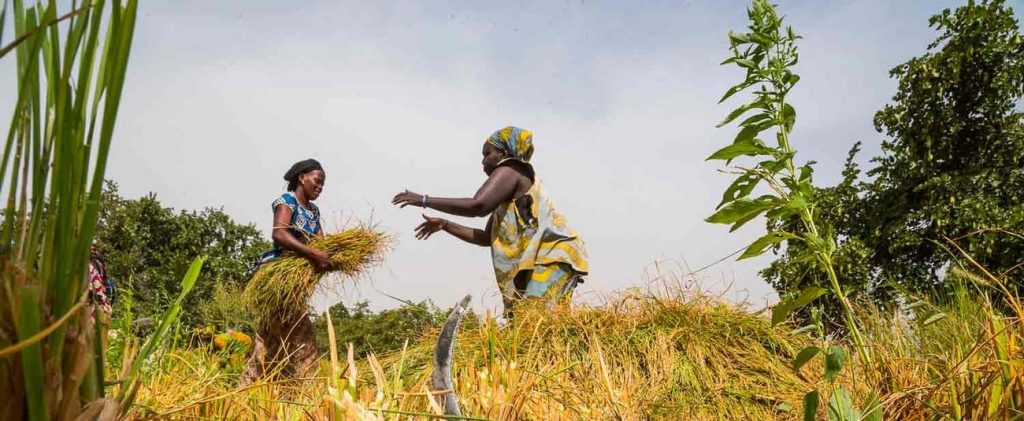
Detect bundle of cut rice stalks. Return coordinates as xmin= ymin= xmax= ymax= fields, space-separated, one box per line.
xmin=242 ymin=227 xmax=390 ymax=325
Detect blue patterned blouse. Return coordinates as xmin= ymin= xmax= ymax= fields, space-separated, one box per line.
xmin=256 ymin=192 xmax=322 ymax=264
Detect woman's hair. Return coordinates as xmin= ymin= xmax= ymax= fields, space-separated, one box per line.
xmin=284 ymin=159 xmax=323 ymax=191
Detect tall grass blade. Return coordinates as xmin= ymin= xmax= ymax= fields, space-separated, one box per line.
xmin=121 ymin=256 xmax=206 ymax=398
xmin=16 ymin=286 xmax=47 ymax=421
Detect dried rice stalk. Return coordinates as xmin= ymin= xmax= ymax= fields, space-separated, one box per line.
xmin=242 ymin=227 xmax=390 ymax=325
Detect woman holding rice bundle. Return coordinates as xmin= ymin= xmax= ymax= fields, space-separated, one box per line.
xmin=242 ymin=158 xmax=331 ymax=382
xmin=393 ymin=127 xmax=588 ymax=317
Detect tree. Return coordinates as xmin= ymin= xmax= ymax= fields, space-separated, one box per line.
xmin=765 ymin=0 xmax=1024 ymax=304
xmin=312 ymin=300 xmax=448 ymax=357
xmin=864 ymin=0 xmax=1024 ymax=293
xmin=95 ymin=181 xmax=270 ymax=327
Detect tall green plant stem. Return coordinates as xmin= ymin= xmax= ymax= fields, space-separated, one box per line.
xmin=776 ymin=96 xmax=871 ymax=365
xmin=707 ymin=0 xmax=872 ymax=368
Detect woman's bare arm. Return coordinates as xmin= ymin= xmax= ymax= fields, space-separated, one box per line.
xmin=393 ymin=166 xmax=520 ymax=217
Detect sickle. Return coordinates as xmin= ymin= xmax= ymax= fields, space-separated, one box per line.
xmin=431 ymin=294 xmax=472 ymax=416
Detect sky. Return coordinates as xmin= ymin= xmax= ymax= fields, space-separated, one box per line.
xmin=0 ymin=0 xmax=983 ymax=314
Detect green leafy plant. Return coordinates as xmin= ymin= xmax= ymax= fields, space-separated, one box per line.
xmin=708 ymin=0 xmax=866 ymax=356
xmin=709 ymin=1 xmax=877 ymax=418
xmin=0 ymin=1 xmax=140 ymax=419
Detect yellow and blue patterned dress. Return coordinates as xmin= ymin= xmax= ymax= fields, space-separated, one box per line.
xmin=485 ymin=127 xmax=589 ymax=310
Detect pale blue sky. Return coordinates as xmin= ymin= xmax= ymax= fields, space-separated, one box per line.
xmin=1 ymin=1 xmax=998 ymax=313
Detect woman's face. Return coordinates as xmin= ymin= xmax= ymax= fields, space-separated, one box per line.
xmin=481 ymin=143 xmax=506 ymax=176
xmin=299 ymin=169 xmax=326 ymax=201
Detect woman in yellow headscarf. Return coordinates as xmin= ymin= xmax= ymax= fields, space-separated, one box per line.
xmin=393 ymin=127 xmax=589 ymax=316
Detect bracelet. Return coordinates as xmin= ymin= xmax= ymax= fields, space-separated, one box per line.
xmin=422 ymin=194 xmax=429 ymax=207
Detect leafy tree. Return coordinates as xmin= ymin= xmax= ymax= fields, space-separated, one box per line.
xmin=765 ymin=0 xmax=1024 ymax=304
xmin=96 ymin=181 xmax=270 ymax=327
xmin=865 ymin=0 xmax=1024 ymax=293
xmin=312 ymin=300 xmax=448 ymax=357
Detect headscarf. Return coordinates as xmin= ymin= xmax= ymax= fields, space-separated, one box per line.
xmin=486 ymin=126 xmax=534 ymax=164
xmin=284 ymin=159 xmax=324 ymax=191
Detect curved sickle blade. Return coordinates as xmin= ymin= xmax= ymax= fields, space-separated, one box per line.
xmin=431 ymin=294 xmax=472 ymax=416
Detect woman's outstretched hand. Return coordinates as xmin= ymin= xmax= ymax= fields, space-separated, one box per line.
xmin=415 ymin=214 xmax=447 ymax=240
xmin=392 ymin=190 xmax=425 ymax=208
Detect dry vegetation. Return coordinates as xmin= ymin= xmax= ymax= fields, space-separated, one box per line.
xmin=124 ymin=273 xmax=1022 ymax=420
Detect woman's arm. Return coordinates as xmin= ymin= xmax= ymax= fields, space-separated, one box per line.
xmin=393 ymin=166 xmax=520 ymax=217
xmin=414 ymin=214 xmax=492 ymax=246
xmin=271 ymin=205 xmax=333 ymax=270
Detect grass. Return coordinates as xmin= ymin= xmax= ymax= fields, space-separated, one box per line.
xmin=119 ymin=275 xmax=1023 ymax=420
xmin=0 ymin=1 xmax=140 ymax=419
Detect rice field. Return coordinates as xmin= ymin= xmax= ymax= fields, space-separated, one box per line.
xmin=121 ymin=278 xmax=1022 ymax=420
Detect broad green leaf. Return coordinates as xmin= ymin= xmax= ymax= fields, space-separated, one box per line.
xmin=862 ymin=391 xmax=883 ymax=421
xmin=765 ymin=204 xmax=798 ymax=220
xmin=785 ymin=72 xmax=800 ymax=86
xmin=750 ymin=32 xmax=772 ymax=46
xmin=759 ymin=159 xmax=785 ymax=173
xmin=770 ymin=192 xmax=806 ymax=221
xmin=735 ymin=196 xmax=779 ymax=232
xmin=734 ymin=58 xmax=757 ymax=69
xmin=705 ymin=196 xmax=775 ymax=227
xmin=738 ymin=112 xmax=772 ymax=127
xmin=798 ymin=165 xmax=812 ymax=181
xmin=782 ymin=103 xmax=796 ymax=131
xmin=739 ymin=230 xmax=796 ymax=260
xmin=706 ymin=141 xmax=771 ymax=162
xmin=733 ymin=124 xmax=761 ymax=144
xmin=786 ymin=194 xmax=809 ymax=213
xmin=717 ymin=98 xmax=764 ymax=128
xmin=728 ymin=207 xmax=769 ymax=232
xmin=791 ymin=286 xmax=827 ymax=310
xmin=802 ymin=390 xmax=819 ymax=421
xmin=771 ymin=286 xmax=826 ymax=325
xmin=824 ymin=345 xmax=846 ymax=382
xmin=718 ymin=173 xmax=759 ymax=209
xmin=826 ymin=388 xmax=859 ymax=421
xmin=728 ymin=31 xmax=751 ymax=45
xmin=718 ymin=80 xmax=750 ymax=104
xmin=792 ymin=346 xmax=821 ymax=371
